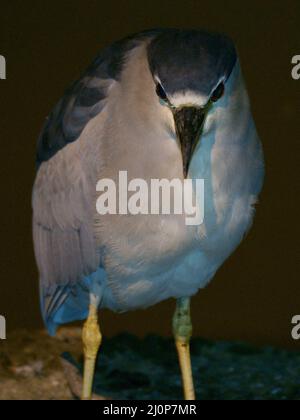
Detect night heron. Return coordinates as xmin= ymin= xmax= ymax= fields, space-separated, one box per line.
xmin=32 ymin=29 xmax=264 ymax=400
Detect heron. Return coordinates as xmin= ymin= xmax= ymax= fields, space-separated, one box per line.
xmin=32 ymin=28 xmax=264 ymax=400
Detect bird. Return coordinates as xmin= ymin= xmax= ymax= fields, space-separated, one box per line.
xmin=32 ymin=28 xmax=264 ymax=400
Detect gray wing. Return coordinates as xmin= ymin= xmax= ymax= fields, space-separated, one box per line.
xmin=33 ymin=152 xmax=99 ymax=320
xmin=36 ymin=28 xmax=162 ymax=167
xmin=33 ymin=30 xmax=162 ymax=323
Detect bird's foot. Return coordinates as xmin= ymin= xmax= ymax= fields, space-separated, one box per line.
xmin=81 ymin=304 xmax=102 ymax=400
xmin=173 ymin=297 xmax=195 ymax=400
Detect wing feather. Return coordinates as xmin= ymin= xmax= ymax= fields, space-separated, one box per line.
xmin=32 ymin=29 xmax=162 ymax=326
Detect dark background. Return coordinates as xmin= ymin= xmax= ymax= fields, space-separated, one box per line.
xmin=0 ymin=0 xmax=299 ymax=348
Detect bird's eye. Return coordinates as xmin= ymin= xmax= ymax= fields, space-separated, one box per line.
xmin=211 ymin=82 xmax=225 ymax=102
xmin=156 ymin=83 xmax=168 ymax=102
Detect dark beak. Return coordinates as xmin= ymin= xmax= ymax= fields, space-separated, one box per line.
xmin=173 ymin=106 xmax=206 ymax=178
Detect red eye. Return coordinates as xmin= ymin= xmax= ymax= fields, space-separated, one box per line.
xmin=211 ymin=82 xmax=225 ymax=102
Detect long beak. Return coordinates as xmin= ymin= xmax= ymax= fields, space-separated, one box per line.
xmin=173 ymin=106 xmax=206 ymax=178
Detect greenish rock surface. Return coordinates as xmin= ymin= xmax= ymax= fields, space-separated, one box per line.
xmin=81 ymin=334 xmax=300 ymax=400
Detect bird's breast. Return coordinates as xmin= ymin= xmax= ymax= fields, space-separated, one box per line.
xmin=100 ymin=212 xmax=197 ymax=275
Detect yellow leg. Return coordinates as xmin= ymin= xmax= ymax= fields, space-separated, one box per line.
xmin=81 ymin=304 xmax=102 ymax=400
xmin=173 ymin=297 xmax=195 ymax=400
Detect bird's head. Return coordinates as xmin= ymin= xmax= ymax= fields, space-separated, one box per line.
xmin=147 ymin=29 xmax=237 ymax=177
